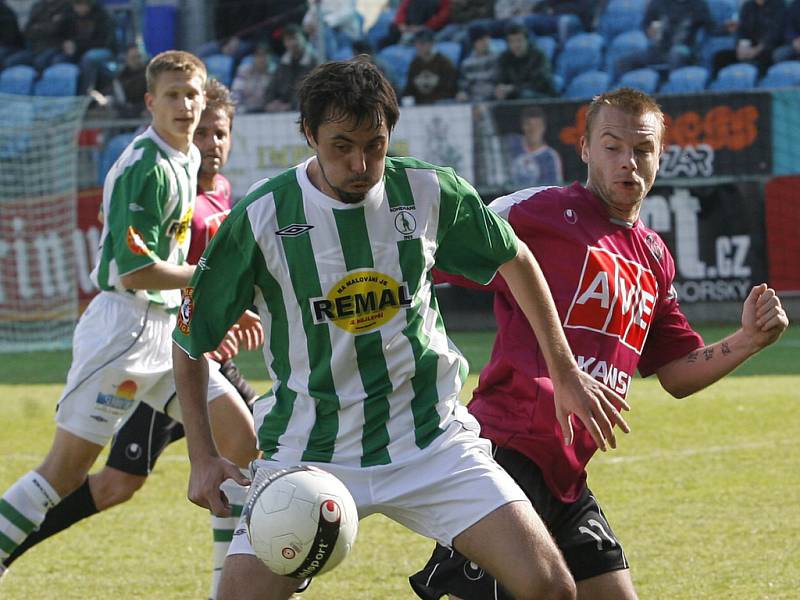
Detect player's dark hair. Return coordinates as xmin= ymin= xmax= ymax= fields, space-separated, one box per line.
xmin=297 ymin=56 xmax=399 ymax=142
xmin=585 ymin=87 xmax=665 ymax=142
xmin=520 ymin=105 xmax=546 ymax=121
xmin=204 ymin=77 xmax=235 ymax=125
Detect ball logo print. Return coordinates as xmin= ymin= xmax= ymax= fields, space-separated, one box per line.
xmin=245 ymin=465 xmax=358 ymax=578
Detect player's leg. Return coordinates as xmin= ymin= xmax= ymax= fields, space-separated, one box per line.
xmin=218 ymin=554 xmax=300 ymax=600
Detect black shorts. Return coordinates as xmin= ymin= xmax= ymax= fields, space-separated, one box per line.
xmin=105 ymin=359 xmax=255 ymax=476
xmin=409 ymin=446 xmax=628 ymax=599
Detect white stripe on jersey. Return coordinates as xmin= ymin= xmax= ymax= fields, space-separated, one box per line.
xmin=489 ymin=185 xmax=559 ymax=219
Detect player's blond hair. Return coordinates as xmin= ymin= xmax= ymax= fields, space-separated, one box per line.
xmin=146 ymin=50 xmax=207 ymax=93
xmin=584 ymin=88 xmax=665 ymax=142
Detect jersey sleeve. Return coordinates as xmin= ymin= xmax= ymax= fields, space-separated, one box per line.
xmin=172 ymin=208 xmax=258 ymax=358
xmin=434 ymin=170 xmax=519 ymax=284
xmin=109 ymin=163 xmax=171 ymax=276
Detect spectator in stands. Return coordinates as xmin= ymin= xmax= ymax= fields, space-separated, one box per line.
xmin=61 ymin=0 xmax=116 ymax=94
xmin=614 ymin=0 xmax=715 ymax=77
xmin=111 ymin=44 xmax=147 ymax=117
xmin=402 ymin=26 xmax=457 ymax=105
xmin=264 ymin=23 xmax=318 ymax=112
xmin=508 ymin=105 xmax=563 ymax=187
xmin=213 ymin=0 xmax=307 ymax=59
xmin=433 ymin=0 xmax=495 ymax=46
xmin=4 ymin=0 xmax=70 ymax=72
xmin=494 ymin=0 xmax=536 ymax=21
xmin=495 ymin=22 xmax=556 ymax=100
xmin=772 ymin=0 xmax=800 ymax=63
xmin=0 ymin=0 xmax=23 ymax=66
xmin=536 ymin=0 xmax=599 ymax=32
xmin=301 ymin=0 xmax=362 ymax=59
xmin=713 ymin=0 xmax=786 ymax=75
xmin=378 ymin=0 xmax=451 ymax=49
xmin=231 ymin=42 xmax=274 ymax=113
xmin=455 ymin=24 xmax=499 ymax=102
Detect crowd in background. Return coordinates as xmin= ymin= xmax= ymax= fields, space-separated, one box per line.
xmin=2 ymin=0 xmax=800 ymax=117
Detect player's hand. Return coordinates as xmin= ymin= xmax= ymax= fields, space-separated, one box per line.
xmin=741 ymin=284 xmax=789 ymax=350
xmin=553 ymin=370 xmax=631 ymax=452
xmin=187 ymin=455 xmax=251 ymax=516
xmin=206 ymin=329 xmax=239 ymax=363
xmin=234 ymin=309 xmax=265 ymax=351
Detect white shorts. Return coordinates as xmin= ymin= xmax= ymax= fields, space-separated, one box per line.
xmin=56 ymin=292 xmax=236 ymax=445
xmin=228 ymin=420 xmax=528 ymax=557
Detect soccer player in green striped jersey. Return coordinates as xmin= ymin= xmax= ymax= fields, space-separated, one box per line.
xmin=173 ymin=57 xmax=630 ymax=600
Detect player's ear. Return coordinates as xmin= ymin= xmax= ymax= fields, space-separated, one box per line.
xmin=144 ymin=91 xmax=154 ymax=115
xmin=580 ymin=135 xmax=589 ymax=164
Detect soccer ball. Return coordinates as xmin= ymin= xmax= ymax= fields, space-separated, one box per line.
xmin=244 ymin=465 xmax=359 ymax=578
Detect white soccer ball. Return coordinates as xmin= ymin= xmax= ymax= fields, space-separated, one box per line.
xmin=244 ymin=465 xmax=359 ymax=578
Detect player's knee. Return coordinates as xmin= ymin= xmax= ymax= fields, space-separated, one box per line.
xmin=517 ymin=566 xmax=576 ymax=600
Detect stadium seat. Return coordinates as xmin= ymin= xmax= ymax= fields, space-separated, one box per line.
xmin=0 ymin=97 xmax=34 ymax=159
xmin=555 ymin=32 xmax=604 ymax=84
xmin=707 ymin=0 xmax=738 ymax=28
xmin=489 ymin=37 xmax=507 ymax=55
xmin=709 ymin=62 xmax=759 ymax=91
xmin=0 ymin=65 xmax=37 ymax=95
xmin=34 ymin=63 xmax=80 ymax=96
xmin=758 ymin=60 xmax=800 ymax=89
xmin=435 ymin=41 xmax=462 ymax=66
xmin=596 ymin=0 xmax=647 ymax=43
xmin=377 ymin=43 xmax=416 ymax=90
xmin=698 ymin=35 xmax=735 ymax=71
xmin=204 ymin=53 xmax=235 ymax=87
xmin=533 ymin=35 xmax=557 ymax=63
xmin=659 ymin=65 xmax=709 ymax=94
xmin=564 ymin=70 xmax=610 ymax=99
xmin=614 ymin=67 xmax=660 ymax=94
xmin=98 ymin=131 xmax=136 ymax=185
xmin=366 ymin=8 xmax=396 ymax=50
xmin=605 ymin=30 xmax=649 ymax=79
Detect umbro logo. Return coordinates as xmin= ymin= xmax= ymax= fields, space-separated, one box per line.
xmin=276 ymin=224 xmax=314 ymax=237
xmin=128 ymin=202 xmax=144 ymax=212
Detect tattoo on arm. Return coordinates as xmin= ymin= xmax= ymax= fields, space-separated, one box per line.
xmin=703 ymin=347 xmax=714 ymax=361
xmin=687 ymin=351 xmax=699 ymax=363
xmin=721 ymin=342 xmax=731 ymax=355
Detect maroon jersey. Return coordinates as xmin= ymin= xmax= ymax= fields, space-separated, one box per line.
xmin=188 ymin=174 xmax=232 ymax=265
xmin=444 ymin=183 xmax=704 ymax=502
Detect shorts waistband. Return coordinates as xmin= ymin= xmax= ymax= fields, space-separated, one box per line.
xmin=98 ymin=291 xmax=173 ymax=320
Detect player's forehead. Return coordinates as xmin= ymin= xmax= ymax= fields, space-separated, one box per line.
xmin=197 ymin=108 xmax=231 ymax=131
xmin=151 ymin=70 xmax=205 ymax=95
xmin=592 ymin=106 xmax=661 ymax=143
xmin=318 ymin=113 xmax=388 ymax=142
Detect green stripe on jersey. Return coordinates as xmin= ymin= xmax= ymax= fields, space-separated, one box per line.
xmin=333 ymin=207 xmax=373 ymax=270
xmin=273 ymin=180 xmax=340 ymax=463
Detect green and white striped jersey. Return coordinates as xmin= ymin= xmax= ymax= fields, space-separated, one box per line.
xmin=173 ymin=156 xmax=518 ymax=467
xmin=91 ymin=126 xmax=199 ymax=309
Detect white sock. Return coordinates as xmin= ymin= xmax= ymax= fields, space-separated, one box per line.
xmin=208 ymin=473 xmax=248 ymax=600
xmin=0 ymin=471 xmax=60 ymax=562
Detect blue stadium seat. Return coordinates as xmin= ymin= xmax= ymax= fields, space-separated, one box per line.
xmin=533 ymin=35 xmax=557 ymax=63
xmin=709 ymin=62 xmax=759 ymax=91
xmin=204 ymin=53 xmax=235 ymax=87
xmin=0 ymin=65 xmax=37 ymax=95
xmin=377 ymin=43 xmax=416 ymax=90
xmin=605 ymin=30 xmax=649 ymax=79
xmin=564 ymin=70 xmax=610 ymax=99
xmin=489 ymin=37 xmax=507 ymax=55
xmin=596 ymin=0 xmax=647 ymax=43
xmin=758 ymin=60 xmax=800 ymax=89
xmin=707 ymin=0 xmax=738 ymax=27
xmin=555 ymin=33 xmax=604 ymax=84
xmin=98 ymin=131 xmax=136 ymax=185
xmin=0 ymin=97 xmax=34 ymax=159
xmin=366 ymin=9 xmax=396 ymax=50
xmin=659 ymin=65 xmax=709 ymax=94
xmin=698 ymin=35 xmax=735 ymax=70
xmin=435 ymin=41 xmax=462 ymax=66
xmin=614 ymin=67 xmax=660 ymax=94
xmin=34 ymin=63 xmax=80 ymax=96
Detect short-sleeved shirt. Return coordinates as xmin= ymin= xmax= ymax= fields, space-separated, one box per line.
xmin=445 ymin=183 xmax=704 ymax=503
xmin=188 ymin=173 xmax=232 ymax=265
xmin=510 ymin=144 xmax=563 ymax=188
xmin=91 ymin=126 xmax=199 ymax=310
xmin=173 ymin=156 xmax=519 ymax=468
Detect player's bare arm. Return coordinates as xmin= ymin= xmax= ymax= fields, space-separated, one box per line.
xmin=171 ymin=343 xmax=249 ymax=516
xmin=657 ymin=284 xmax=789 ymax=398
xmin=119 ymin=261 xmax=196 ymax=290
xmin=498 ymin=243 xmax=631 ymax=451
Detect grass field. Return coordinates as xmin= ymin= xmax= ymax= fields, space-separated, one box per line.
xmin=1 ymin=325 xmax=798 ymax=599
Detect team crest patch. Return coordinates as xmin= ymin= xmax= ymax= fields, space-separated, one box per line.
xmin=276 ymin=224 xmax=314 ymax=237
xmin=126 ymin=226 xmax=150 ymax=256
xmin=178 ymin=287 xmax=194 ymax=335
xmin=310 ymin=271 xmax=412 ymax=334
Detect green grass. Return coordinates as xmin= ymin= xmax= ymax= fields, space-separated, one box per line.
xmin=0 ymin=325 xmax=798 ymax=599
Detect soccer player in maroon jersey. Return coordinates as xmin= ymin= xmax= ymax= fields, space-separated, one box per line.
xmin=411 ymin=88 xmax=789 ymax=600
